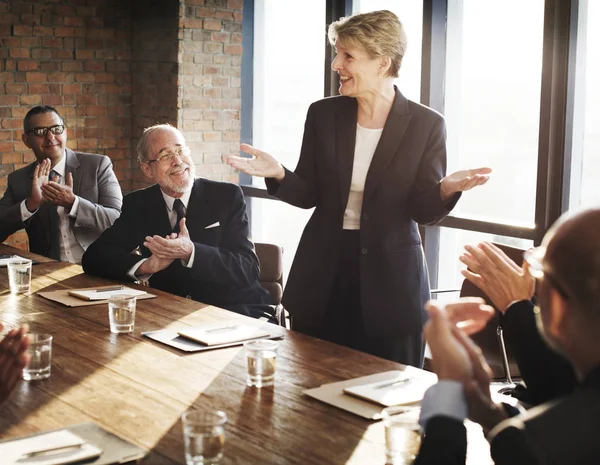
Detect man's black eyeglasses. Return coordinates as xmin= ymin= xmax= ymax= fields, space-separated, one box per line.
xmin=27 ymin=125 xmax=65 ymax=137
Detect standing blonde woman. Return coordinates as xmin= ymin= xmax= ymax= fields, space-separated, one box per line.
xmin=225 ymin=10 xmax=490 ymax=367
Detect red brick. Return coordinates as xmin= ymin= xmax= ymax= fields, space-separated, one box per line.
xmin=231 ymin=32 xmax=242 ymax=44
xmin=42 ymin=94 xmax=63 ymax=106
xmin=42 ymin=37 xmax=63 ymax=48
xmin=17 ymin=61 xmax=38 ymax=71
xmin=204 ymin=42 xmax=222 ymax=54
xmin=0 ymin=72 xmax=14 ymax=82
xmin=0 ymin=130 xmax=11 ymax=140
xmin=233 ymin=12 xmax=243 ymax=22
xmin=187 ymin=0 xmax=205 ymax=4
xmin=184 ymin=18 xmax=203 ymax=29
xmin=0 ymin=95 xmax=18 ymax=105
xmin=75 ymin=50 xmax=94 ymax=60
xmin=52 ymin=49 xmax=74 ymax=59
xmin=62 ymin=84 xmax=81 ymax=94
xmin=6 ymin=83 xmax=26 ymax=94
xmin=64 ymin=16 xmax=84 ymax=27
xmin=31 ymin=49 xmax=52 ymax=59
xmin=204 ymin=19 xmax=222 ymax=31
xmin=224 ymin=44 xmax=242 ymax=55
xmin=21 ymin=95 xmax=42 ymax=105
xmin=28 ymin=84 xmax=49 ymax=93
xmin=215 ymin=10 xmax=234 ymax=21
xmin=79 ymin=106 xmax=105 ymax=116
xmin=77 ymin=94 xmax=97 ymax=105
xmin=9 ymin=48 xmax=30 ymax=59
xmin=83 ymin=61 xmax=105 ymax=72
xmin=1 ymin=152 xmax=21 ymax=163
xmin=63 ymin=95 xmax=76 ymax=105
xmin=32 ymin=25 xmax=54 ymax=36
xmin=20 ymin=14 xmax=42 ymax=26
xmin=77 ymin=6 xmax=96 ymax=16
xmin=75 ymin=73 xmax=95 ymax=82
xmin=25 ymin=72 xmax=47 ymax=83
xmin=227 ymin=0 xmax=243 ymax=9
xmin=12 ymin=25 xmax=32 ymax=36
xmin=62 ymin=61 xmax=83 ymax=72
xmin=12 ymin=3 xmax=33 ymax=14
xmin=95 ymin=73 xmax=115 ymax=83
xmin=1 ymin=119 xmax=22 ymax=129
xmin=0 ymin=141 xmax=14 ymax=152
xmin=211 ymin=31 xmax=229 ymax=42
xmin=55 ymin=27 xmax=75 ymax=37
xmin=20 ymin=37 xmax=41 ymax=48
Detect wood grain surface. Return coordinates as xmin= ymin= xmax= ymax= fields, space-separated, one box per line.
xmin=0 ymin=245 xmax=492 ymax=464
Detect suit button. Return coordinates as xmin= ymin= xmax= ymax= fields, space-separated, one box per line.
xmin=186 ymin=295 xmax=192 ymax=300
xmin=363 ymin=213 xmax=369 ymax=221
xmin=361 ymin=248 xmax=368 ymax=255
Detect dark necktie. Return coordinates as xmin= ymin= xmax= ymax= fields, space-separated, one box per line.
xmin=173 ymin=199 xmax=186 ymax=234
xmin=47 ymin=170 xmax=61 ymax=260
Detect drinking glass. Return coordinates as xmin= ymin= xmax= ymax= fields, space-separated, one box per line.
xmin=108 ymin=295 xmax=136 ymax=333
xmin=23 ymin=333 xmax=53 ymax=381
xmin=7 ymin=258 xmax=32 ymax=294
xmin=182 ymin=410 xmax=227 ymax=465
xmin=382 ymin=406 xmax=421 ymax=464
xmin=244 ymin=339 xmax=279 ymax=387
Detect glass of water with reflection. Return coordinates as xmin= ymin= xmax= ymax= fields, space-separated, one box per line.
xmin=382 ymin=406 xmax=422 ymax=464
xmin=181 ymin=410 xmax=227 ymax=465
xmin=23 ymin=333 xmax=53 ymax=381
xmin=244 ymin=339 xmax=279 ymax=388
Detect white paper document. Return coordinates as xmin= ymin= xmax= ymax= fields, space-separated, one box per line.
xmin=0 ymin=254 xmax=27 ymax=267
xmin=177 ymin=323 xmax=271 ymax=346
xmin=1 ymin=429 xmax=103 ymax=465
xmin=68 ymin=287 xmax=148 ymax=301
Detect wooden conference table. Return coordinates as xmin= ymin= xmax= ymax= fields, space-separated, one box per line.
xmin=0 ymin=245 xmax=492 ymax=464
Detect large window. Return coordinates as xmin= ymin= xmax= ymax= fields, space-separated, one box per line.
xmin=249 ymin=0 xmax=325 ymax=280
xmin=353 ymin=0 xmax=423 ymax=102
xmin=570 ymin=0 xmax=600 ymax=208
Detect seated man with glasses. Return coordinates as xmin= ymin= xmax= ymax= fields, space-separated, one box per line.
xmin=415 ymin=207 xmax=600 ymax=465
xmin=82 ymin=124 xmax=275 ymax=322
xmin=0 ymin=106 xmax=122 ymax=263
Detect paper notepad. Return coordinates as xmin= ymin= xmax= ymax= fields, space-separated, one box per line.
xmin=343 ymin=373 xmax=433 ymax=407
xmin=0 ymin=430 xmax=102 ymax=465
xmin=177 ymin=323 xmax=271 ymax=346
xmin=68 ymin=286 xmax=148 ymax=301
xmin=0 ymin=254 xmax=27 ymax=267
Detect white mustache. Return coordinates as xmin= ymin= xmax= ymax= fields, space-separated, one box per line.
xmin=168 ymin=164 xmax=189 ymax=175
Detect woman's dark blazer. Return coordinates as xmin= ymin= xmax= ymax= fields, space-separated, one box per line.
xmin=266 ymin=88 xmax=459 ymax=338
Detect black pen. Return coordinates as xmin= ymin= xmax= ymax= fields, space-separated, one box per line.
xmin=19 ymin=442 xmax=86 ymax=459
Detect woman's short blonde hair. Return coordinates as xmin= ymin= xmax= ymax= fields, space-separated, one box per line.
xmin=327 ymin=10 xmax=407 ymax=78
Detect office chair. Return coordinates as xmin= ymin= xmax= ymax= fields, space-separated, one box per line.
xmin=254 ymin=242 xmax=289 ymax=328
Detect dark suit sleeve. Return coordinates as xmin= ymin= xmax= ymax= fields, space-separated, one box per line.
xmin=188 ymin=185 xmax=260 ymax=287
xmin=265 ymin=104 xmax=318 ymax=209
xmin=414 ymin=416 xmax=467 ymax=465
xmin=0 ymin=172 xmax=27 ymax=242
xmin=408 ymin=116 xmax=460 ymax=225
xmin=489 ymin=424 xmax=542 ymax=465
xmin=82 ymin=193 xmax=145 ymax=281
xmin=501 ymin=300 xmax=576 ymax=405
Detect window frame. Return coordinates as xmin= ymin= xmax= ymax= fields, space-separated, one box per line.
xmin=240 ymin=0 xmax=581 ymax=289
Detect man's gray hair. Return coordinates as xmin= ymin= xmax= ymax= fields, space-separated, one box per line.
xmin=136 ymin=123 xmax=182 ymax=162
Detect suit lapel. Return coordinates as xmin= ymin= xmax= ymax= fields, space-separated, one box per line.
xmin=146 ymin=184 xmax=173 ymax=237
xmin=65 ymin=149 xmax=81 ymax=193
xmin=363 ymin=88 xmax=412 ymax=202
xmin=185 ymin=179 xmax=207 ymax=239
xmin=335 ymin=98 xmax=358 ymax=213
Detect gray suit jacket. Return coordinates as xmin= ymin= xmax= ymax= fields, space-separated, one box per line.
xmin=0 ymin=148 xmax=122 ymax=257
xmin=265 ymin=88 xmax=459 ymax=338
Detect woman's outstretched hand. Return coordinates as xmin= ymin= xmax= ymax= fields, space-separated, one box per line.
xmin=223 ymin=144 xmax=286 ymax=182
xmin=440 ymin=167 xmax=492 ymax=202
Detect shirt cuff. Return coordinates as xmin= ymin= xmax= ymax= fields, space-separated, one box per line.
xmin=68 ymin=195 xmax=80 ymax=218
xmin=181 ymin=245 xmax=195 ymax=268
xmin=128 ymin=258 xmax=152 ymax=282
xmin=20 ymin=199 xmax=37 ymax=221
xmin=419 ymin=380 xmax=468 ymax=430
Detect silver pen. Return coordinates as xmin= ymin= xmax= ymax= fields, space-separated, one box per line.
xmin=19 ymin=442 xmax=86 ymax=459
xmin=205 ymin=325 xmax=239 ymax=333
xmin=374 ymin=377 xmax=411 ymax=389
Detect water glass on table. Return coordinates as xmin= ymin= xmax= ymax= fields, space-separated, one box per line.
xmin=382 ymin=406 xmax=422 ymax=465
xmin=23 ymin=333 xmax=53 ymax=381
xmin=182 ymin=410 xmax=227 ymax=465
xmin=7 ymin=258 xmax=32 ymax=294
xmin=108 ymin=295 xmax=136 ymax=333
xmin=244 ymin=339 xmax=279 ymax=388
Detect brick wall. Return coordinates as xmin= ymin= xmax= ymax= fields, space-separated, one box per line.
xmin=178 ymin=0 xmax=242 ymax=183
xmin=1 ymin=0 xmax=245 ymax=250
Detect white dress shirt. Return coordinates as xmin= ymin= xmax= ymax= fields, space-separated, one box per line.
xmin=20 ymin=155 xmax=84 ymax=264
xmin=343 ymin=124 xmax=383 ymax=230
xmin=129 ymin=189 xmax=194 ymax=280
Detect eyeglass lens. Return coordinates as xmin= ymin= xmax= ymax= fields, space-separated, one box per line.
xmin=31 ymin=125 xmax=65 ymax=137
